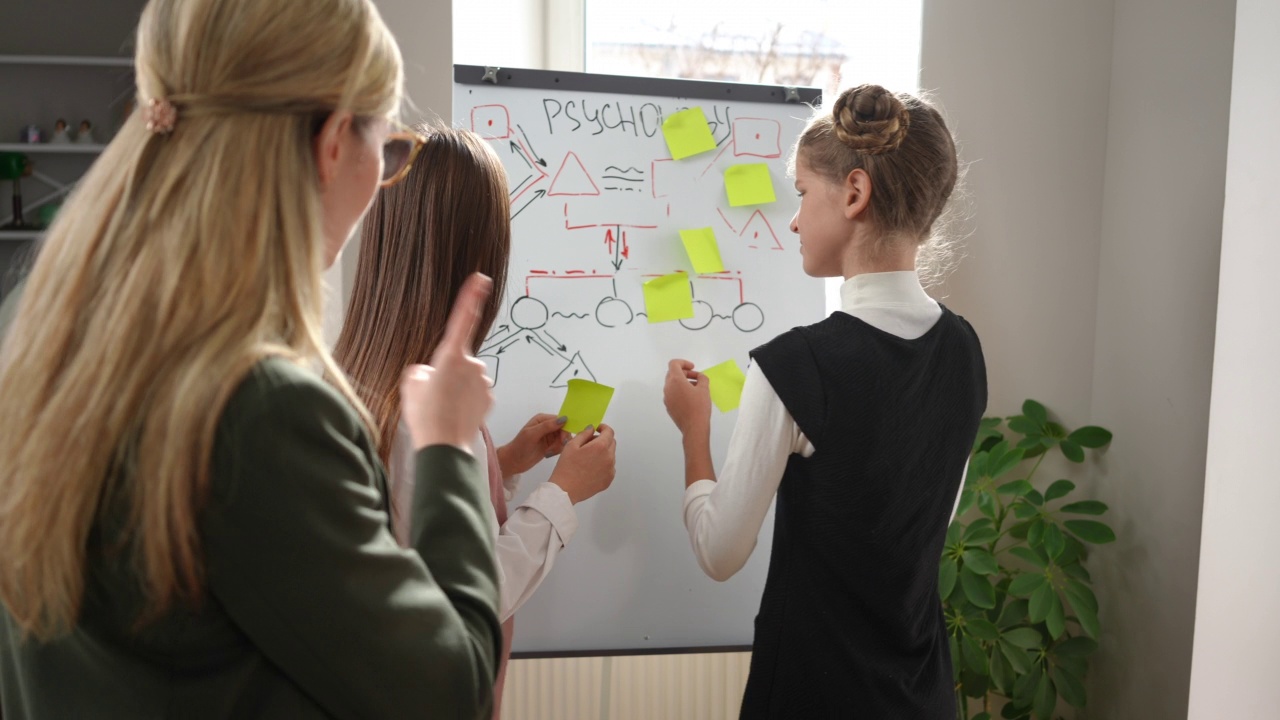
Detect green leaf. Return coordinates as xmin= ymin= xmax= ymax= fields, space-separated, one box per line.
xmin=963 ymin=634 xmax=988 ymax=674
xmin=1065 ymin=519 xmax=1117 ymax=544
xmin=1053 ymin=635 xmax=1098 ymax=657
xmin=1003 ymin=627 xmax=1043 ymax=649
xmin=1008 ymin=415 xmax=1040 ymax=435
xmin=1009 ymin=572 xmax=1047 ymax=597
xmin=1056 ymin=653 xmax=1088 ymax=678
xmin=997 ymin=479 xmax=1034 ymax=497
xmin=1013 ymin=502 xmax=1038 ymax=519
xmin=1044 ymin=479 xmax=1075 ymax=502
xmin=989 ymin=447 xmax=1026 ymax=480
xmin=977 ymin=490 xmax=997 ymax=519
xmin=1052 ymin=665 xmax=1088 ymax=707
xmin=1013 ymin=664 xmax=1042 ymax=705
xmin=961 ymin=566 xmax=996 ymax=609
xmin=1033 ymin=673 xmax=1057 ymax=719
xmin=1044 ymin=421 xmax=1068 ymax=440
xmin=946 ymin=521 xmax=964 ymax=546
xmin=1009 ymin=546 xmax=1048 ymax=570
xmin=957 ymin=488 xmax=976 ymax=516
xmin=1001 ymin=702 xmax=1032 ymax=720
xmin=1057 ymin=535 xmax=1085 ymax=565
xmin=1022 ymin=442 xmax=1048 ymax=459
xmin=974 ymin=714 xmax=994 ymax=720
xmin=1045 ymin=591 xmax=1066 ymax=639
xmin=1069 ymin=425 xmax=1112 ymax=448
xmin=1028 ymin=519 xmax=1045 ymax=549
xmin=963 ymin=548 xmax=1000 ymax=576
xmin=998 ymin=599 xmax=1030 ymax=628
xmin=939 ymin=557 xmax=958 ymax=599
xmin=1029 ymin=582 xmax=1054 ymax=623
xmin=1064 ymin=583 xmax=1101 ymax=639
xmin=949 ymin=634 xmax=960 ymax=681
xmin=1000 ymin=639 xmax=1034 ymax=674
xmin=1064 ymin=578 xmax=1099 ymax=613
xmin=964 ymin=519 xmax=1000 ymax=545
xmin=1016 ymin=434 xmax=1045 ymax=451
xmin=1061 ymin=500 xmax=1108 ymax=515
xmin=1022 ymin=400 xmax=1048 ymax=427
xmin=989 ymin=645 xmax=1013 ymax=694
xmin=1008 ymin=519 xmax=1033 ymax=539
xmin=1043 ymin=523 xmax=1066 ymax=561
xmin=1062 ymin=561 xmax=1092 ymax=582
xmin=968 ymin=617 xmax=1000 ymax=641
xmin=1025 ymin=489 xmax=1045 ymax=506
xmin=1060 ymin=440 xmax=1085 ymax=463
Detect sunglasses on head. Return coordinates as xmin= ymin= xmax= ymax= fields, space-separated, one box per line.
xmin=380 ymin=123 xmax=427 ymax=188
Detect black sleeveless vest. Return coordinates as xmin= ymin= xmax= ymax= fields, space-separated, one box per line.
xmin=741 ymin=307 xmax=987 ymax=719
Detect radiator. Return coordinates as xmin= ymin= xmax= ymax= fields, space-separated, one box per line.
xmin=501 ymin=651 xmax=751 ymax=720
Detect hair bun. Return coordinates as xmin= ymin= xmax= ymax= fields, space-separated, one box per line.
xmin=831 ymin=84 xmax=910 ymax=155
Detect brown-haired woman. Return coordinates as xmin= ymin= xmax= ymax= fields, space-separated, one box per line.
xmin=0 ymin=0 xmax=505 ymax=718
xmin=335 ymin=125 xmax=617 ymax=716
xmin=662 ymin=85 xmax=987 ymax=717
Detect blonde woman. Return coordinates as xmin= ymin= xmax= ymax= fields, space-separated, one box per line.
xmin=0 ymin=1 xmax=502 ymax=718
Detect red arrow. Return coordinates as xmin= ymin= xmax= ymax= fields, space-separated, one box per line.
xmin=621 ymin=231 xmax=630 ymax=259
xmin=604 ymin=228 xmax=616 ymax=254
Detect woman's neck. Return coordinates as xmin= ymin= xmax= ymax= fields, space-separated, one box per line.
xmin=841 ymin=239 xmax=919 ymax=279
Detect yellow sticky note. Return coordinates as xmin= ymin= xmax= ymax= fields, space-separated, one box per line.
xmin=642 ymin=272 xmax=695 ymax=323
xmin=724 ymin=164 xmax=776 ymax=207
xmin=680 ymin=228 xmax=725 ymax=274
xmin=557 ymin=379 xmax=615 ymax=434
xmin=662 ymin=108 xmax=718 ymax=160
xmin=703 ymin=359 xmax=747 ymax=412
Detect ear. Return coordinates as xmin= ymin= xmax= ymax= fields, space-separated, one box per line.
xmin=842 ymin=168 xmax=872 ymax=221
xmin=313 ymin=111 xmax=355 ymax=189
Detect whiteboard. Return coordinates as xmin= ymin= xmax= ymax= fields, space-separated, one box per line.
xmin=453 ymin=66 xmax=823 ymax=652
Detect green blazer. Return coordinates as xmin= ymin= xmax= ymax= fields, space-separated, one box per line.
xmin=0 ymin=357 xmax=502 ymax=719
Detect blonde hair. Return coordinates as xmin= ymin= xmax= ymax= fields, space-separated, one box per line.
xmin=0 ymin=0 xmax=401 ymax=639
xmin=794 ymin=85 xmax=961 ymax=286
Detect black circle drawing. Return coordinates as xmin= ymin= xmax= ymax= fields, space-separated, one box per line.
xmin=595 ymin=296 xmax=634 ymax=327
xmin=511 ymin=296 xmax=549 ymax=330
xmin=679 ymin=300 xmax=715 ymax=331
xmin=732 ymin=302 xmax=765 ymax=332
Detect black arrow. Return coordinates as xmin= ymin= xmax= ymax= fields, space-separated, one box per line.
xmin=542 ymin=331 xmax=568 ymax=352
xmin=517 ymin=124 xmax=547 ymax=167
xmin=509 ymin=175 xmax=534 ymax=198
xmin=486 ymin=324 xmax=510 ymax=341
xmin=509 ymin=141 xmax=532 ymax=169
xmin=511 ymin=189 xmax=546 ymax=220
xmin=525 ymin=335 xmax=555 ymax=356
xmin=495 ymin=335 xmax=523 ymax=355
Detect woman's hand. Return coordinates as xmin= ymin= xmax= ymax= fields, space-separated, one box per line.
xmin=400 ymin=274 xmax=494 ymax=454
xmin=496 ymin=413 xmax=571 ymax=477
xmin=663 ymin=359 xmax=711 ymax=438
xmin=548 ymin=424 xmax=617 ymax=505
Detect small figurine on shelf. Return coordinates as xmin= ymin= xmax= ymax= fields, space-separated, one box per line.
xmin=49 ymin=118 xmax=72 ymax=144
xmin=74 ymin=119 xmax=95 ymax=145
xmin=20 ymin=125 xmax=43 ymax=144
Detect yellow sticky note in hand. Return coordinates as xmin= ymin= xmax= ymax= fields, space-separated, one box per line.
xmin=724 ymin=164 xmax=776 ymax=207
xmin=662 ymin=108 xmax=718 ymax=160
xmin=558 ymin=379 xmax=615 ymax=434
xmin=680 ymin=228 xmax=725 ymax=274
xmin=642 ymin=272 xmax=695 ymax=323
xmin=703 ymin=359 xmax=747 ymax=412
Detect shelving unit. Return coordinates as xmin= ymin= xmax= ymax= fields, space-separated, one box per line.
xmin=0 ymin=143 xmax=107 ymax=154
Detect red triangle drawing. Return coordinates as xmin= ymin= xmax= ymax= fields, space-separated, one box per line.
xmin=548 ymin=152 xmax=601 ymax=197
xmin=740 ymin=210 xmax=783 ymax=250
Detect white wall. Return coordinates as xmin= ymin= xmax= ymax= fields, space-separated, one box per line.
xmin=1088 ymin=0 xmax=1234 ymax=716
xmin=923 ymin=0 xmax=1235 ymax=715
xmin=922 ymin=0 xmax=1114 ymax=422
xmin=1188 ymin=0 xmax=1280 ymax=715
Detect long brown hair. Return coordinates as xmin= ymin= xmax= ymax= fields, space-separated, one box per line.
xmin=335 ymin=126 xmax=510 ymax=465
xmin=0 ymin=0 xmax=401 ymax=639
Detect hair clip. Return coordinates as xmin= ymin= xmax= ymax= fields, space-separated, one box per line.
xmin=142 ymin=98 xmax=177 ymax=135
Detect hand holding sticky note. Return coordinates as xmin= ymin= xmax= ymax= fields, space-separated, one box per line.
xmin=558 ymin=379 xmax=615 ymax=434
xmin=679 ymin=228 xmax=725 ymax=274
xmin=724 ymin=163 xmax=776 ymax=206
xmin=662 ymin=108 xmax=718 ymax=160
xmin=703 ymin=359 xmax=747 ymax=412
xmin=642 ymin=272 xmax=694 ymax=323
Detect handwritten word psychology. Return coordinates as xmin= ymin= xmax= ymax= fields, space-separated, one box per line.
xmin=542 ymin=99 xmax=733 ymax=140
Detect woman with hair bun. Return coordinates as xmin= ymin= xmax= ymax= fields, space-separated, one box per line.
xmin=662 ymin=84 xmax=987 ymax=717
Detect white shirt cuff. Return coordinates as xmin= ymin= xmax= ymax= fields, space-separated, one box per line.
xmin=518 ymin=482 xmax=578 ymax=545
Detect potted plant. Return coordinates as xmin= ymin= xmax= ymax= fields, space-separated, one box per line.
xmin=940 ymin=400 xmax=1115 ymax=719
